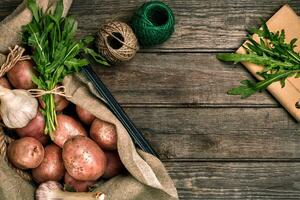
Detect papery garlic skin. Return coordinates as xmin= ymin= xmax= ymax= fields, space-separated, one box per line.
xmin=0 ymin=87 xmax=38 ymax=128
xmin=36 ymin=181 xmax=106 ymax=200
xmin=36 ymin=181 xmax=63 ymax=200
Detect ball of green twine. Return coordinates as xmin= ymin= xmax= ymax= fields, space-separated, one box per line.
xmin=131 ymin=1 xmax=175 ymax=47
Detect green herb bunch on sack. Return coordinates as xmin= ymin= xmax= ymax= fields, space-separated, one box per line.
xmin=22 ymin=0 xmax=108 ymax=138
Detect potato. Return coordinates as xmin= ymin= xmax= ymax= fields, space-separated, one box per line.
xmin=15 ymin=111 xmax=47 ymax=145
xmin=7 ymin=137 xmax=44 ymax=169
xmin=62 ymin=136 xmax=107 ymax=181
xmin=90 ymin=119 xmax=117 ymax=150
xmin=0 ymin=77 xmax=11 ymax=89
xmin=76 ymin=105 xmax=95 ymax=125
xmin=32 ymin=144 xmax=65 ymax=183
xmin=39 ymin=95 xmax=69 ymax=112
xmin=7 ymin=60 xmax=36 ymax=89
xmin=64 ymin=172 xmax=96 ymax=192
xmin=103 ymin=151 xmax=124 ymax=179
xmin=37 ymin=135 xmax=49 ymax=146
xmin=53 ymin=114 xmax=87 ymax=148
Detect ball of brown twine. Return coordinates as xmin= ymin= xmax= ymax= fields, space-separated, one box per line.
xmin=97 ymin=21 xmax=138 ymax=64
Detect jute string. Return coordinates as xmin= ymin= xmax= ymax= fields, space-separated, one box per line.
xmin=0 ymin=45 xmax=30 ymax=77
xmin=0 ymin=46 xmax=72 ymax=103
xmin=0 ymin=126 xmax=32 ymax=181
xmin=97 ymin=21 xmax=138 ymax=64
xmin=101 ymin=25 xmax=138 ymax=51
xmin=0 ymin=46 xmax=32 ymax=181
xmin=28 ymin=85 xmax=72 ymax=98
xmin=0 ymin=47 xmax=69 ymax=181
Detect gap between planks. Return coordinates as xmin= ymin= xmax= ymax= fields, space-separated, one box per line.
xmin=119 ymin=103 xmax=279 ymax=108
xmin=139 ymin=48 xmax=236 ymax=53
xmin=161 ymin=158 xmax=300 ymax=163
xmin=85 ymin=47 xmax=238 ymax=53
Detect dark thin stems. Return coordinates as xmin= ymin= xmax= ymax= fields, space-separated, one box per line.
xmin=82 ymin=64 xmax=158 ymax=157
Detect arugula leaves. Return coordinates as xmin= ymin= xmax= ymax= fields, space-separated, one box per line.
xmin=23 ymin=0 xmax=108 ymax=138
xmin=217 ymin=18 xmax=300 ymax=98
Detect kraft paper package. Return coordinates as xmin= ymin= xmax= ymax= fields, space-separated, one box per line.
xmin=237 ymin=4 xmax=300 ymax=121
xmin=0 ymin=0 xmax=178 ymax=200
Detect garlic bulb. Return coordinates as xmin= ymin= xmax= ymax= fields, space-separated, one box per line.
xmin=36 ymin=181 xmax=106 ymax=200
xmin=0 ymin=86 xmax=38 ymax=128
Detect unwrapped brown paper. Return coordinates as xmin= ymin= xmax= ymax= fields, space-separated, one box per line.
xmin=0 ymin=0 xmax=178 ymax=200
xmin=237 ymin=4 xmax=300 ymax=121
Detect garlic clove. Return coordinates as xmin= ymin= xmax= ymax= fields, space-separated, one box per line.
xmin=0 ymin=87 xmax=38 ymax=128
xmin=36 ymin=181 xmax=106 ymax=200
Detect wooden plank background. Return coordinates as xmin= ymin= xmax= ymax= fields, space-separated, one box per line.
xmin=2 ymin=0 xmax=300 ymax=199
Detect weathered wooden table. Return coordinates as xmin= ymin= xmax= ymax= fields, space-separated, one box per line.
xmin=3 ymin=0 xmax=300 ymax=199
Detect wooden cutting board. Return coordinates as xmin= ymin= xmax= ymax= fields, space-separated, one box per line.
xmin=237 ymin=4 xmax=300 ymax=121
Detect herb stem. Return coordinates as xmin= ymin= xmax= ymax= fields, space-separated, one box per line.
xmin=23 ymin=0 xmax=108 ymax=139
xmin=217 ymin=19 xmax=300 ymax=98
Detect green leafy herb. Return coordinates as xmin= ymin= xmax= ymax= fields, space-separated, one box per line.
xmin=217 ymin=18 xmax=300 ymax=98
xmin=23 ymin=0 xmax=109 ymax=139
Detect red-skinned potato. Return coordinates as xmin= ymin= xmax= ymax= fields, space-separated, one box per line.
xmin=62 ymin=136 xmax=107 ymax=181
xmin=53 ymin=114 xmax=87 ymax=148
xmin=7 ymin=60 xmax=36 ymax=89
xmin=0 ymin=77 xmax=11 ymax=89
xmin=76 ymin=106 xmax=95 ymax=125
xmin=64 ymin=172 xmax=96 ymax=192
xmin=39 ymin=95 xmax=69 ymax=112
xmin=90 ymin=119 xmax=117 ymax=150
xmin=32 ymin=144 xmax=65 ymax=183
xmin=7 ymin=137 xmax=44 ymax=169
xmin=38 ymin=135 xmax=49 ymax=146
xmin=103 ymin=151 xmax=124 ymax=179
xmin=15 ymin=111 xmax=48 ymax=145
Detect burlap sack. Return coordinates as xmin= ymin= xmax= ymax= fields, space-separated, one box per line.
xmin=0 ymin=0 xmax=178 ymax=199
xmin=63 ymin=74 xmax=178 ymax=200
xmin=0 ymin=0 xmax=73 ymax=56
xmin=0 ymin=158 xmax=35 ymax=200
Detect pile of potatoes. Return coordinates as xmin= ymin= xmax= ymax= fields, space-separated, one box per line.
xmin=3 ymin=60 xmax=124 ymax=192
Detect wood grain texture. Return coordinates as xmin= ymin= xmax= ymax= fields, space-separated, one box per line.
xmin=165 ymin=162 xmax=300 ymax=199
xmin=0 ymin=1 xmax=300 ymax=199
xmin=125 ymin=107 xmax=300 ymax=159
xmin=94 ymin=52 xmax=277 ymax=106
xmin=1 ymin=0 xmax=299 ymax=50
xmin=62 ymin=0 xmax=300 ymax=50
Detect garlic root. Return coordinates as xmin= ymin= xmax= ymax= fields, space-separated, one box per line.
xmin=0 ymin=86 xmax=38 ymax=128
xmin=36 ymin=181 xmax=106 ymax=200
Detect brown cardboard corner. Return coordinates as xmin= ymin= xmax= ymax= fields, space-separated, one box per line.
xmin=236 ymin=4 xmax=300 ymax=122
